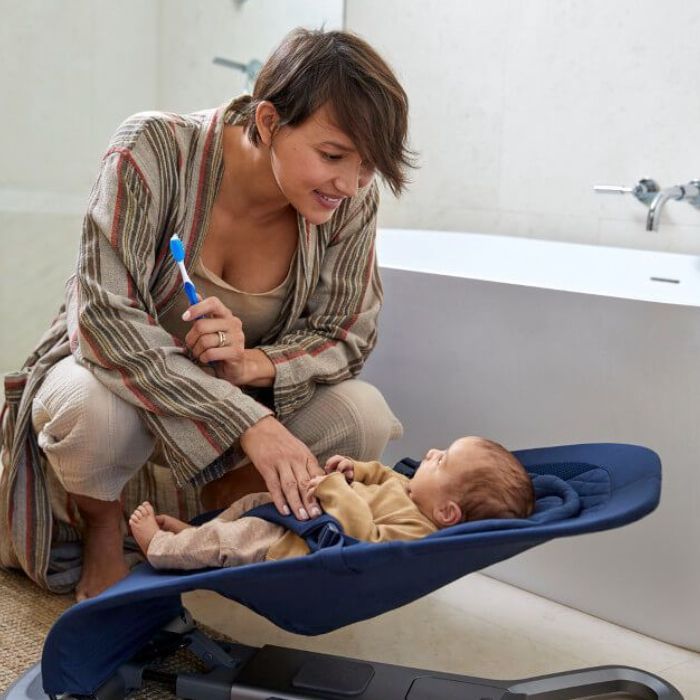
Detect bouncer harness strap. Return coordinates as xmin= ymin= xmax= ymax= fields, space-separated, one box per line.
xmin=243 ymin=503 xmax=358 ymax=552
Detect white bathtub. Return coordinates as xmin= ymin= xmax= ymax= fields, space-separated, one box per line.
xmin=362 ymin=228 xmax=700 ymax=651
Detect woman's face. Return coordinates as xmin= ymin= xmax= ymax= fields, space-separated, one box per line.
xmin=264 ymin=103 xmax=375 ymax=225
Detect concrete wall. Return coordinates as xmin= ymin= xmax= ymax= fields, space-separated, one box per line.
xmin=0 ymin=1 xmax=159 ymax=380
xmin=346 ymin=1 xmax=700 ymax=252
xmin=158 ymin=0 xmax=342 ymax=113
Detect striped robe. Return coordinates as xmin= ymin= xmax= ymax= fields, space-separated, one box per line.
xmin=0 ymin=96 xmax=382 ymax=592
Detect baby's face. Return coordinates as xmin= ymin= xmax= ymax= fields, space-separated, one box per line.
xmin=408 ymin=437 xmax=484 ymax=520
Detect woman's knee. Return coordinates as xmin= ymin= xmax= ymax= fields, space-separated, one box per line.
xmin=32 ymin=356 xmax=154 ymax=497
xmin=326 ymin=380 xmax=403 ymax=460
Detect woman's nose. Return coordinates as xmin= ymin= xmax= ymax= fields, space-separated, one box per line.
xmin=336 ymin=160 xmax=374 ymax=198
xmin=334 ymin=169 xmax=360 ymax=198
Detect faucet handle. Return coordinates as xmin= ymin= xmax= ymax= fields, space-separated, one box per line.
xmin=594 ymin=185 xmax=635 ymax=194
xmin=682 ymin=180 xmax=700 ymax=208
xmin=594 ymin=178 xmax=659 ymax=204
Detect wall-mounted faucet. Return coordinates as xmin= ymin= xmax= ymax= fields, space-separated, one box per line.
xmin=646 ymin=181 xmax=700 ymax=231
xmin=213 ymin=56 xmax=262 ymax=91
xmin=594 ymin=178 xmax=700 ymax=231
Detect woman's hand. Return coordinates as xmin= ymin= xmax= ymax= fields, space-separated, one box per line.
xmin=324 ymin=455 xmax=355 ymax=483
xmin=183 ymin=296 xmax=246 ymax=383
xmin=240 ymin=416 xmax=325 ymax=520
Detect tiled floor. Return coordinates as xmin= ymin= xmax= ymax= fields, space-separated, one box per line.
xmin=184 ymin=572 xmax=699 ymax=698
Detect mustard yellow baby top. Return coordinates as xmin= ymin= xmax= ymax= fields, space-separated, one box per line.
xmin=266 ymin=460 xmax=438 ymax=561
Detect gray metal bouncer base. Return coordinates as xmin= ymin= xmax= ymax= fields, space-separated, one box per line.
xmin=3 ymin=610 xmax=684 ymax=700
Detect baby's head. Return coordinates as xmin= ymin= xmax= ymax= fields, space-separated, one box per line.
xmin=407 ymin=436 xmax=534 ymax=528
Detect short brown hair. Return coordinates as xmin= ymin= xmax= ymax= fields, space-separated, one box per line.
xmin=455 ymin=439 xmax=534 ymax=522
xmin=241 ymin=27 xmax=415 ymax=196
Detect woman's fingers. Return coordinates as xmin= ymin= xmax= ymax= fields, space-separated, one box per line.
xmin=187 ymin=316 xmax=239 ymax=338
xmin=265 ymin=456 xmax=322 ymax=520
xmin=185 ymin=317 xmax=243 ymax=357
xmin=240 ymin=418 xmax=324 ymax=521
xmin=259 ymin=467 xmax=290 ymax=518
xmin=195 ymin=337 xmax=244 ymax=365
xmin=183 ymin=295 xmax=228 ymax=321
xmin=277 ymin=463 xmax=309 ymax=520
xmin=185 ymin=328 xmax=246 ymax=367
xmin=292 ymin=458 xmax=322 ymax=517
xmin=188 ymin=329 xmax=230 ymax=355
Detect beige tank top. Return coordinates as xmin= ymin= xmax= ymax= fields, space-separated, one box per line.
xmin=160 ymin=257 xmax=294 ymax=347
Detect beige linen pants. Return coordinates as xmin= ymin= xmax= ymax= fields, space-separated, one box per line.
xmin=31 ymin=356 xmax=403 ymax=502
xmin=146 ymin=492 xmax=282 ymax=570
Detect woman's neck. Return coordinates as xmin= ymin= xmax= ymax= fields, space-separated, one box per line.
xmin=219 ymin=125 xmax=292 ymax=224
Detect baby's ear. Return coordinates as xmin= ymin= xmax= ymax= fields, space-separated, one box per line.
xmin=435 ymin=500 xmax=462 ymax=527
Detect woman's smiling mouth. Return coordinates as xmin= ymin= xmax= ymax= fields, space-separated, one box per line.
xmin=314 ymin=190 xmax=345 ymax=209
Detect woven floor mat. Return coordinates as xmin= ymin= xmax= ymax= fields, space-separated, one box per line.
xmin=0 ymin=568 xmax=73 ymax=693
xmin=0 ymin=567 xmax=232 ymax=698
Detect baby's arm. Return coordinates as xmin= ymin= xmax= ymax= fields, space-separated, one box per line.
xmin=310 ymin=473 xmax=429 ymax=542
xmin=324 ymin=454 xmax=355 ymax=482
xmin=324 ymin=455 xmax=401 ymax=486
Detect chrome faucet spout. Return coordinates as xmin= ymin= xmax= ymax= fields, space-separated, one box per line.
xmin=595 ymin=178 xmax=700 ymax=232
xmin=646 ymin=186 xmax=684 ymax=231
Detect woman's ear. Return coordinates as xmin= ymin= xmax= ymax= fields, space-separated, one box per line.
xmin=255 ymin=101 xmax=280 ymax=146
xmin=435 ymin=500 xmax=462 ymax=527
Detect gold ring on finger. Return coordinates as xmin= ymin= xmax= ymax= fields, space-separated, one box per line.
xmin=217 ymin=330 xmax=227 ymax=348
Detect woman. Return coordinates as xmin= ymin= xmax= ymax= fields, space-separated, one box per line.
xmin=0 ymin=28 xmax=413 ymax=600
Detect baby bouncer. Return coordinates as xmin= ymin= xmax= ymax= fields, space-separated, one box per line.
xmin=4 ymin=442 xmax=683 ymax=699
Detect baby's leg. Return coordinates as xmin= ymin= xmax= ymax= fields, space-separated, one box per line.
xmin=146 ymin=516 xmax=283 ymax=570
xmin=217 ymin=492 xmax=274 ymax=522
xmin=156 ymin=513 xmax=190 ymax=534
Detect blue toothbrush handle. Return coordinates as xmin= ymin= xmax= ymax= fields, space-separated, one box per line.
xmin=184 ymin=281 xmax=199 ymax=306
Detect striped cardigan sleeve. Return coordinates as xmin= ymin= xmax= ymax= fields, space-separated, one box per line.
xmin=68 ymin=126 xmax=271 ymax=485
xmin=258 ymin=182 xmax=382 ymax=418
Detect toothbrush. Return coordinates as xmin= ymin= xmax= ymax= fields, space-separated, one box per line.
xmin=169 ymin=234 xmax=199 ymax=306
xmin=170 ymin=234 xmax=212 ymax=366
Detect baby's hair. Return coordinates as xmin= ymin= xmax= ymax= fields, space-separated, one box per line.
xmin=455 ymin=438 xmax=534 ymax=522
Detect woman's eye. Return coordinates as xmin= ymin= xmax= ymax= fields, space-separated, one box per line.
xmin=320 ymin=152 xmax=342 ymax=161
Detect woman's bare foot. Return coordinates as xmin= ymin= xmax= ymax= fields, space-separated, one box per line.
xmin=155 ymin=513 xmax=190 ymax=534
xmin=73 ymin=494 xmax=129 ymax=602
xmin=128 ymin=502 xmax=161 ymax=557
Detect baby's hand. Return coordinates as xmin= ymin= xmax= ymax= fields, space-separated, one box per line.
xmin=324 ymin=455 xmax=355 ymax=483
xmin=306 ymin=474 xmax=327 ymax=498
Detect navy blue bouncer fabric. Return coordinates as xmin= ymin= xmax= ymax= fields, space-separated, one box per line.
xmin=41 ymin=443 xmax=661 ymax=695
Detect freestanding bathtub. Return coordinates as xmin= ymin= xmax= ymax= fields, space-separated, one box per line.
xmin=362 ymin=228 xmax=700 ymax=652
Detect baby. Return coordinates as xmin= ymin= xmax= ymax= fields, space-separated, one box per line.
xmin=129 ymin=436 xmax=535 ymax=570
